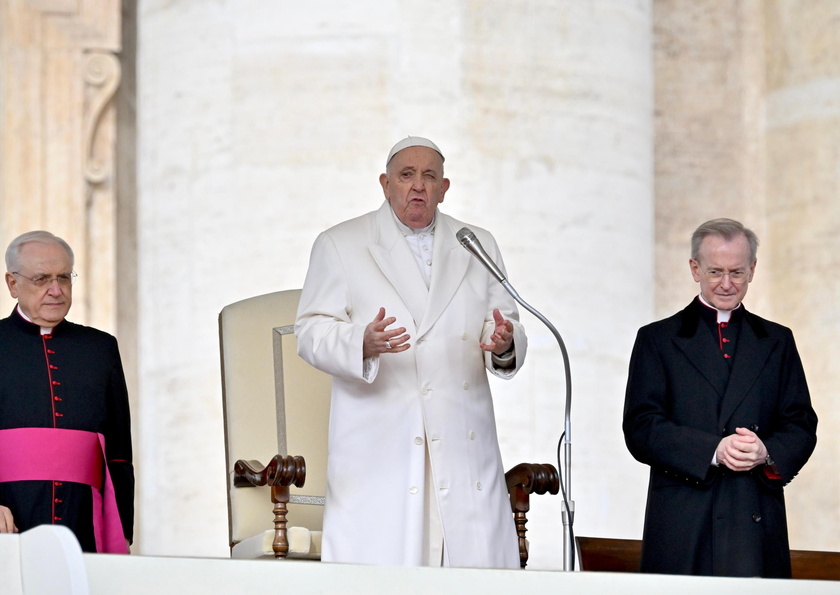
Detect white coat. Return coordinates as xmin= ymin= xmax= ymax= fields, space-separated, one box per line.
xmin=295 ymin=201 xmax=527 ymax=568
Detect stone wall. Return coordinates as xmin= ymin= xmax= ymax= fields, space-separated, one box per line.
xmin=763 ymin=0 xmax=840 ymax=548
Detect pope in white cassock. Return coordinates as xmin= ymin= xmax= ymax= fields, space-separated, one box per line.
xmin=295 ymin=137 xmax=527 ymax=568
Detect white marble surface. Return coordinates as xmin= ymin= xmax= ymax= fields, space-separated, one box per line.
xmin=84 ymin=555 xmax=840 ymax=595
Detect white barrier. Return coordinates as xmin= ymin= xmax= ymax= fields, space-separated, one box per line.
xmin=0 ymin=525 xmax=89 ymax=595
xmin=84 ymin=555 xmax=839 ymax=595
xmin=3 ymin=526 xmax=838 ymax=595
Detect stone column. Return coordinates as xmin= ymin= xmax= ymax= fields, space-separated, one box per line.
xmin=456 ymin=1 xmax=655 ymax=567
xmin=653 ymin=0 xmax=767 ymax=316
xmin=764 ymin=0 xmax=840 ymax=549
xmin=0 ymin=0 xmax=122 ymax=332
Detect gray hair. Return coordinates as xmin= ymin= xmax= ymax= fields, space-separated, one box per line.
xmin=5 ymin=230 xmax=75 ymax=272
xmin=691 ymin=218 xmax=759 ymax=263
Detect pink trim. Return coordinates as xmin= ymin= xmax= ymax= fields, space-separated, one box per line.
xmin=0 ymin=428 xmax=128 ymax=554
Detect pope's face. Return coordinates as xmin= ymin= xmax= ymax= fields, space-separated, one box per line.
xmin=690 ymin=233 xmax=755 ymax=311
xmin=379 ymin=146 xmax=449 ymax=229
xmin=5 ymin=241 xmax=73 ymax=326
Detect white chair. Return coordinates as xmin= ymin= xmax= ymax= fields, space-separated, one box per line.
xmin=220 ymin=289 xmax=329 ymax=559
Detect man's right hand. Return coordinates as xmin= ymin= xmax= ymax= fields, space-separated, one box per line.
xmin=0 ymin=505 xmax=17 ymax=533
xmin=363 ymin=307 xmax=410 ymax=358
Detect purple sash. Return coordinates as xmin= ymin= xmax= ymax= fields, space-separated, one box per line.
xmin=0 ymin=427 xmax=128 ymax=554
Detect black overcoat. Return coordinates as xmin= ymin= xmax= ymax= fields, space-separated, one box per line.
xmin=623 ymin=298 xmax=817 ymax=577
xmin=0 ymin=308 xmax=134 ymax=551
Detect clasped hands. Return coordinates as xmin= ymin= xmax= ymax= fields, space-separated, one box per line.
xmin=715 ymin=427 xmax=769 ymax=472
xmin=362 ymin=307 xmax=513 ymax=359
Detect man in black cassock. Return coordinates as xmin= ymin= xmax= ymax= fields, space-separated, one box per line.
xmin=0 ymin=231 xmax=134 ymax=553
xmin=623 ymin=218 xmax=817 ymax=577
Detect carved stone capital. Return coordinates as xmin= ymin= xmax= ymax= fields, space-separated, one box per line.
xmin=83 ymin=50 xmax=121 ymax=185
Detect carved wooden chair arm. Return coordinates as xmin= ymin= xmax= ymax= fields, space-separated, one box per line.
xmin=233 ymin=454 xmax=306 ymax=488
xmin=232 ymin=455 xmax=306 ymax=558
xmin=505 ymin=462 xmax=560 ymax=568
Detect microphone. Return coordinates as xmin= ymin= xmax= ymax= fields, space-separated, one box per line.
xmin=456 ymin=227 xmax=506 ymax=283
xmin=456 ymin=225 xmax=576 ymax=572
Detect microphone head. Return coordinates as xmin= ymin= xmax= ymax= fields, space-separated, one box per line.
xmin=456 ymin=226 xmax=506 ymax=283
xmin=456 ymin=227 xmax=476 ymax=245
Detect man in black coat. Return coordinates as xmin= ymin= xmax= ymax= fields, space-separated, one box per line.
xmin=0 ymin=231 xmax=134 ymax=553
xmin=623 ymin=218 xmax=817 ymax=577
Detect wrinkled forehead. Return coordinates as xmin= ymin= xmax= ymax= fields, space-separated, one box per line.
xmin=18 ymin=241 xmax=73 ymax=268
xmin=698 ymin=234 xmax=753 ymax=263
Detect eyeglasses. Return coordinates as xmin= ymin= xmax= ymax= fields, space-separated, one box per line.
xmin=701 ymin=268 xmax=748 ymax=284
xmin=11 ymin=271 xmax=77 ymax=288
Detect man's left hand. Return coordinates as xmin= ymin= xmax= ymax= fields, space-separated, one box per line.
xmin=480 ymin=308 xmax=514 ymax=355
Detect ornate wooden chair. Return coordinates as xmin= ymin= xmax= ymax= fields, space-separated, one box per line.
xmin=220 ymin=289 xmax=558 ymax=566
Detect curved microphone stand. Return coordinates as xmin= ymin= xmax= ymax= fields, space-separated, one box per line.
xmin=456 ymin=228 xmax=575 ymax=571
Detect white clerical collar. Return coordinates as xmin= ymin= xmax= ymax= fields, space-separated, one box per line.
xmin=698 ymin=294 xmax=741 ymax=323
xmin=390 ymin=206 xmax=436 ymax=288
xmin=17 ymin=305 xmax=54 ymax=335
xmin=390 ymin=206 xmax=437 ymax=236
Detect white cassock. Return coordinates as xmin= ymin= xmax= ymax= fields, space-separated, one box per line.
xmin=295 ymin=201 xmax=527 ymax=568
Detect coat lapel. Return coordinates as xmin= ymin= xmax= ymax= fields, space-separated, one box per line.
xmin=673 ymin=300 xmax=730 ymax=400
xmin=367 ymin=202 xmax=428 ymax=328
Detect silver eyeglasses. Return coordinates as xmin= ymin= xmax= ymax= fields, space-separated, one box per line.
xmin=701 ymin=268 xmax=748 ymax=284
xmin=11 ymin=271 xmax=77 ymax=288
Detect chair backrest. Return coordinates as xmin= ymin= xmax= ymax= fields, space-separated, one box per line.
xmin=220 ymin=289 xmax=331 ymax=548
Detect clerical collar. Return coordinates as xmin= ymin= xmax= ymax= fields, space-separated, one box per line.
xmin=16 ymin=305 xmax=54 ymax=335
xmin=698 ymin=294 xmax=741 ymax=323
xmin=390 ymin=206 xmax=436 ymax=288
xmin=390 ymin=206 xmax=437 ymax=236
